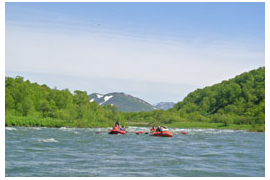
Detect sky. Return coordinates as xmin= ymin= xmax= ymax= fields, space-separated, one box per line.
xmin=5 ymin=2 xmax=265 ymax=104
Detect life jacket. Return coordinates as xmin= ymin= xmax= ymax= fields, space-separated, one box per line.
xmin=113 ymin=125 xmax=119 ymax=131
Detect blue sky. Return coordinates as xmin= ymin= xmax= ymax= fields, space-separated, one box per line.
xmin=5 ymin=2 xmax=265 ymax=104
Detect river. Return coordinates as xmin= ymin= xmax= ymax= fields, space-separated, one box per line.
xmin=5 ymin=126 xmax=265 ymax=177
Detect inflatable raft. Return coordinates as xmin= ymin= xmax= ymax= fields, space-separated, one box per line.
xmin=150 ymin=129 xmax=173 ymax=137
xmin=108 ymin=125 xmax=126 ymax=134
xmin=109 ymin=129 xmax=126 ymax=134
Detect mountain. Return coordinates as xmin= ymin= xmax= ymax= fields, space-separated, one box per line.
xmin=153 ymin=102 xmax=175 ymax=110
xmin=89 ymin=92 xmax=155 ymax=112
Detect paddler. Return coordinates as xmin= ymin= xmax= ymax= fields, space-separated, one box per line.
xmin=120 ymin=125 xmax=126 ymax=131
xmin=151 ymin=126 xmax=156 ymax=133
xmin=115 ymin=120 xmax=120 ymax=127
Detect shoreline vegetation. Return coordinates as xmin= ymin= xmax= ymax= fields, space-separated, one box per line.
xmin=5 ymin=67 xmax=265 ymax=132
xmin=5 ymin=115 xmax=264 ymax=132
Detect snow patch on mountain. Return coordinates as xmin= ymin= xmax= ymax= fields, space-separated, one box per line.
xmin=97 ymin=94 xmax=104 ymax=98
xmin=104 ymin=95 xmax=113 ymax=102
xmin=99 ymin=95 xmax=113 ymax=105
xmin=90 ymin=99 xmax=95 ymax=102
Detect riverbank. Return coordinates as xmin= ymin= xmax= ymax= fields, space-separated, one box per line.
xmin=166 ymin=122 xmax=265 ymax=132
xmin=125 ymin=121 xmax=264 ymax=132
xmin=5 ymin=115 xmax=265 ymax=132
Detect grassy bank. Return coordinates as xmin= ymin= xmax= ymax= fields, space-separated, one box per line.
xmin=125 ymin=121 xmax=150 ymax=127
xmin=5 ymin=115 xmax=66 ymax=128
xmin=5 ymin=115 xmax=264 ymax=132
xmin=167 ymin=121 xmax=265 ymax=132
xmin=5 ymin=115 xmax=113 ymax=128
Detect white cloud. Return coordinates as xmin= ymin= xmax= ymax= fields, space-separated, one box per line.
xmin=6 ymin=23 xmax=264 ymax=89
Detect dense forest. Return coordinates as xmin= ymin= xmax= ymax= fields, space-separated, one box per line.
xmin=5 ymin=76 xmax=126 ymax=127
xmin=171 ymin=67 xmax=265 ymax=127
xmin=5 ymin=67 xmax=265 ymax=131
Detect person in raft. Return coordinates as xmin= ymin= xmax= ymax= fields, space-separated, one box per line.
xmin=151 ymin=126 xmax=156 ymax=132
xmin=156 ymin=126 xmax=161 ymax=132
xmin=120 ymin=125 xmax=125 ymax=131
xmin=115 ymin=120 xmax=120 ymax=127
xmin=113 ymin=120 xmax=120 ymax=130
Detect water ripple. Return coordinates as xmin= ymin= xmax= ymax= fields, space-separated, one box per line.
xmin=5 ymin=127 xmax=265 ymax=177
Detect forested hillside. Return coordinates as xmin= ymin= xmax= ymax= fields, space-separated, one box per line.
xmin=5 ymin=66 xmax=265 ymax=131
xmin=5 ymin=76 xmax=125 ymax=127
xmin=172 ymin=67 xmax=265 ymax=126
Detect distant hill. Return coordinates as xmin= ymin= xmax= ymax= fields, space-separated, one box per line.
xmin=172 ymin=67 xmax=265 ymax=125
xmin=89 ymin=92 xmax=155 ymax=112
xmin=153 ymin=102 xmax=175 ymax=110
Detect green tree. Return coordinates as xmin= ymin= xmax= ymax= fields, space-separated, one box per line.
xmin=5 ymin=89 xmax=15 ymax=111
xmin=40 ymin=100 xmax=51 ymax=118
xmin=21 ymin=97 xmax=33 ymax=116
xmin=73 ymin=90 xmax=89 ymax=119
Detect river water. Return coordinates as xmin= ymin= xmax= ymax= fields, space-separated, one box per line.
xmin=5 ymin=126 xmax=265 ymax=177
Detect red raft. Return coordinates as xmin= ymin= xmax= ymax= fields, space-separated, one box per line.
xmin=108 ymin=125 xmax=126 ymax=135
xmin=150 ymin=130 xmax=173 ymax=137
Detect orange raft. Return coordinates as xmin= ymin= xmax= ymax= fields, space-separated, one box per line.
xmin=109 ymin=129 xmax=126 ymax=134
xmin=150 ymin=130 xmax=173 ymax=137
xmin=108 ymin=125 xmax=126 ymax=135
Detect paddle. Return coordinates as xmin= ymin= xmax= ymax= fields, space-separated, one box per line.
xmin=173 ymin=131 xmax=187 ymax=135
xmin=135 ymin=131 xmax=150 ymax=135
